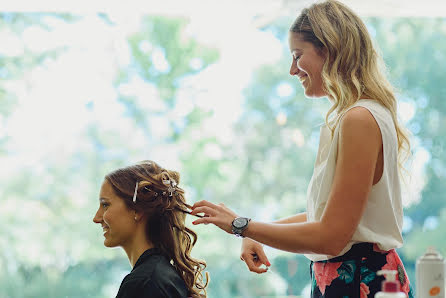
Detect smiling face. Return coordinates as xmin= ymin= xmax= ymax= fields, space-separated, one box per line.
xmin=93 ymin=180 xmax=137 ymax=248
xmin=288 ymin=32 xmax=327 ymax=98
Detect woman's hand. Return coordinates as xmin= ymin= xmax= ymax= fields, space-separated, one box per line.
xmin=240 ymin=238 xmax=271 ymax=274
xmin=190 ymin=200 xmax=239 ymax=234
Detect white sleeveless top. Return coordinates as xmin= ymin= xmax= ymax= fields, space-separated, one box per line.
xmin=304 ymin=99 xmax=404 ymax=262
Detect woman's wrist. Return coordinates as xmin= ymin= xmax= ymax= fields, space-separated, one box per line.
xmin=231 ymin=217 xmax=251 ymax=237
xmin=241 ymin=220 xmax=254 ymax=238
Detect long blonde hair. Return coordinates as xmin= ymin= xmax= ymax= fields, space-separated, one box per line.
xmin=105 ymin=160 xmax=208 ymax=297
xmin=290 ymin=0 xmax=410 ymax=168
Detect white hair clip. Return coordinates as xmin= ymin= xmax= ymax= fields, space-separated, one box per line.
xmin=133 ymin=181 xmax=139 ymax=203
xmin=162 ymin=179 xmax=177 ymax=197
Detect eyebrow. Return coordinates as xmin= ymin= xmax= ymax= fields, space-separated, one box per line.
xmin=99 ymin=197 xmax=109 ymax=203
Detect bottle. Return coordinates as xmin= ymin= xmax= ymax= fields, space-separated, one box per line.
xmin=416 ymin=247 xmax=445 ymax=298
xmin=375 ymin=270 xmax=406 ymax=298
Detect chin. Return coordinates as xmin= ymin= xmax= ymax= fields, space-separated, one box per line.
xmin=304 ymin=89 xmax=326 ymax=98
xmin=104 ymin=239 xmax=118 ymax=248
xmin=304 ymin=92 xmax=322 ymax=99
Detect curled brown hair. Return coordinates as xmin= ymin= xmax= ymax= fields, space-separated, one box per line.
xmin=105 ymin=160 xmax=208 ymax=297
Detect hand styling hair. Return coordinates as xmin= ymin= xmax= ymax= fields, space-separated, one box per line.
xmin=105 ymin=160 xmax=208 ymax=298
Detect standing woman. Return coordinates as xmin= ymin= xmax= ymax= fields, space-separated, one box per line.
xmin=191 ymin=1 xmax=414 ymax=297
xmin=93 ymin=160 xmax=208 ymax=298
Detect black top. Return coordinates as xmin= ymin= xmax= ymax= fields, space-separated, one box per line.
xmin=116 ymin=248 xmax=188 ymax=298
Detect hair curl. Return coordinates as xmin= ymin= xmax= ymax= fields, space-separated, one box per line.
xmin=105 ymin=160 xmax=208 ymax=298
xmin=290 ymin=0 xmax=411 ymax=169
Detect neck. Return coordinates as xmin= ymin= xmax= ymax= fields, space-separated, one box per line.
xmin=122 ymin=223 xmax=154 ymax=267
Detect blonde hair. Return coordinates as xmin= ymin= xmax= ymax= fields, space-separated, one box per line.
xmin=290 ymin=0 xmax=411 ymax=168
xmin=105 ymin=160 xmax=208 ymax=297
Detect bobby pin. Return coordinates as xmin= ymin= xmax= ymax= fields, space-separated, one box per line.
xmin=175 ymin=207 xmax=204 ymax=218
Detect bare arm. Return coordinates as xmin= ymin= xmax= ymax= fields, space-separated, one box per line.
xmin=272 ymin=212 xmax=307 ymax=224
xmin=192 ymin=107 xmax=382 ymax=256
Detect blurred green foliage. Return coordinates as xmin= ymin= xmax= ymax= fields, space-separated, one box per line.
xmin=1 ymin=12 xmax=445 ymax=298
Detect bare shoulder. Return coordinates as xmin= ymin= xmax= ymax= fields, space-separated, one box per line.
xmin=340 ymin=106 xmax=381 ymax=137
xmin=338 ymin=106 xmax=382 ymax=155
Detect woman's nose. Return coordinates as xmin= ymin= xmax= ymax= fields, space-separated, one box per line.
xmin=93 ymin=209 xmax=102 ymax=223
xmin=290 ymin=60 xmax=299 ymax=76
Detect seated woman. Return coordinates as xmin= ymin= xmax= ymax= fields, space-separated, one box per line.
xmin=93 ymin=160 xmax=208 ymax=298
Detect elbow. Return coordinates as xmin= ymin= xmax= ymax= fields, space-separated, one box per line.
xmin=319 ymin=229 xmax=351 ymax=256
xmin=326 ymin=242 xmax=347 ymax=256
xmin=317 ymin=241 xmax=345 ymax=256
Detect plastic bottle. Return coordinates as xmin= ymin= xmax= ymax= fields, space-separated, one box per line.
xmin=416 ymin=246 xmax=445 ymax=298
xmin=375 ymin=270 xmax=406 ymax=298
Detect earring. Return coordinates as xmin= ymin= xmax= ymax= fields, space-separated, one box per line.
xmin=134 ymin=216 xmax=137 ymax=221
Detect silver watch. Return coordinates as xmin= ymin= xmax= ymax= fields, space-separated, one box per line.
xmin=231 ymin=217 xmax=251 ymax=237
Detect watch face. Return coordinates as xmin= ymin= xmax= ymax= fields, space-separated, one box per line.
xmin=233 ymin=217 xmax=248 ymax=228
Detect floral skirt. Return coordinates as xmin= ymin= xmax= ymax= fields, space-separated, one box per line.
xmin=310 ymin=243 xmax=414 ymax=297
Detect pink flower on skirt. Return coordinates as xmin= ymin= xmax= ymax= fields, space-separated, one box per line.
xmin=313 ymin=261 xmax=342 ymax=295
xmin=360 ymin=282 xmax=370 ymax=298
xmin=381 ymin=249 xmax=411 ymax=294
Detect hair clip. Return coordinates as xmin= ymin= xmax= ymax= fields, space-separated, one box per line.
xmin=133 ymin=181 xmax=139 ymax=203
xmin=162 ymin=178 xmax=177 ymax=197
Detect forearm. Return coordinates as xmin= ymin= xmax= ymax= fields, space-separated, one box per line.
xmin=272 ymin=212 xmax=307 ymax=224
xmin=243 ymin=220 xmax=339 ymax=256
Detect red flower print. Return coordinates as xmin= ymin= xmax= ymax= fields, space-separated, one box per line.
xmin=314 ymin=261 xmax=342 ymax=295
xmin=381 ymin=250 xmax=411 ymax=294
xmin=382 ymin=250 xmax=398 ymax=271
xmin=360 ymin=282 xmax=370 ymax=298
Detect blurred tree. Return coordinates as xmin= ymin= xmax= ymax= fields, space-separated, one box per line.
xmin=1 ymin=12 xmax=445 ymax=298
xmin=371 ymin=18 xmax=446 ymax=225
xmin=0 ymin=13 xmax=220 ymax=298
xmin=369 ymin=19 xmax=446 ymax=291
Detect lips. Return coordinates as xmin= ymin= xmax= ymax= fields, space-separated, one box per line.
xmin=102 ymin=225 xmax=109 ymax=235
xmin=299 ymin=74 xmax=308 ymax=83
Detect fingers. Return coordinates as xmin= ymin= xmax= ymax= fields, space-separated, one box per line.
xmin=192 ymin=216 xmax=215 ymax=225
xmin=190 ymin=205 xmax=218 ymax=225
xmin=190 ymin=206 xmax=216 ymax=217
xmin=192 ymin=200 xmax=219 ymax=209
xmin=242 ymin=253 xmax=269 ymax=274
xmin=192 ymin=200 xmax=236 ymax=217
xmin=190 ymin=200 xmax=237 ymax=233
xmin=254 ymin=246 xmax=271 ymax=267
xmin=240 ymin=241 xmax=271 ymax=274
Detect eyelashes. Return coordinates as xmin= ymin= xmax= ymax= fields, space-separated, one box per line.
xmin=292 ymin=51 xmax=301 ymax=62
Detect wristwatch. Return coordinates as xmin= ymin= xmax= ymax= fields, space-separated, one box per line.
xmin=231 ymin=217 xmax=251 ymax=237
